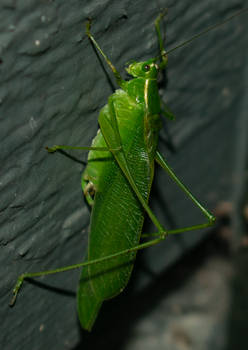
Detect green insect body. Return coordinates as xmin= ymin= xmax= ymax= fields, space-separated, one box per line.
xmin=11 ymin=8 xmax=247 ymax=332
xmin=78 ymin=63 xmax=162 ymax=329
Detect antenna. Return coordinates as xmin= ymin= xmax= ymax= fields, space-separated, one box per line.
xmin=166 ymin=8 xmax=248 ymax=55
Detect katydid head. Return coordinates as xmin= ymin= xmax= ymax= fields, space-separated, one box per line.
xmin=125 ymin=58 xmax=160 ymax=79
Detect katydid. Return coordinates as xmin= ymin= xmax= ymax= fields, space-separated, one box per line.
xmin=10 ymin=9 xmax=247 ymax=332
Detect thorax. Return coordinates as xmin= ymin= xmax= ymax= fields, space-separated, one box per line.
xmin=123 ymin=77 xmax=161 ymax=116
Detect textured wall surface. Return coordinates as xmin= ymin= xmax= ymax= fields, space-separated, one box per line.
xmin=0 ymin=0 xmax=247 ymax=349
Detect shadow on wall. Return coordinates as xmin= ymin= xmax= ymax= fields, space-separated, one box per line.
xmin=71 ymin=227 xmax=248 ymax=350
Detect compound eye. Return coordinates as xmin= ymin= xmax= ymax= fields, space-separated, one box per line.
xmin=143 ymin=64 xmax=150 ymax=72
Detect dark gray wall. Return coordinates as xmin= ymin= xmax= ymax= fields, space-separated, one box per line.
xmin=1 ymin=0 xmax=247 ymax=349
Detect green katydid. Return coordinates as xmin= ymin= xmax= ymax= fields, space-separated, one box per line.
xmin=10 ymin=9 xmax=247 ymax=331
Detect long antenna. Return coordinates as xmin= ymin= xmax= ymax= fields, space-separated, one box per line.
xmin=166 ymin=8 xmax=248 ymax=55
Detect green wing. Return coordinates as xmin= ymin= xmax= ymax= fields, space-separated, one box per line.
xmin=77 ymin=90 xmax=157 ymax=330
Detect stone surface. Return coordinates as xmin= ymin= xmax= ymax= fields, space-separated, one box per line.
xmin=0 ymin=0 xmax=247 ymax=349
